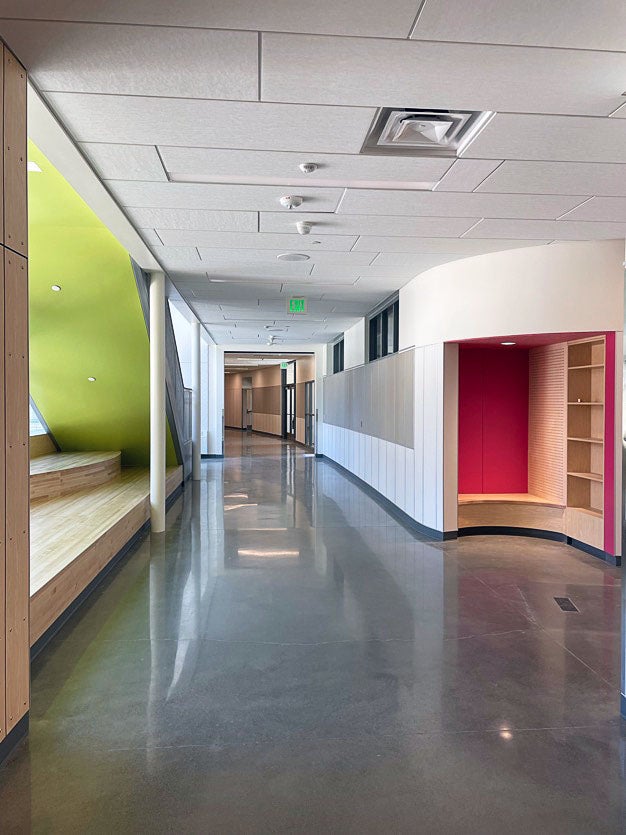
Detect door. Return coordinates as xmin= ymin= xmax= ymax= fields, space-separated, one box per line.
xmin=285 ymin=384 xmax=295 ymax=439
xmin=245 ymin=388 xmax=253 ymax=430
xmin=304 ymin=381 xmax=315 ymax=448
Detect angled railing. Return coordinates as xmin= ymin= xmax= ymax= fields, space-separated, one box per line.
xmin=131 ymin=259 xmax=192 ymax=480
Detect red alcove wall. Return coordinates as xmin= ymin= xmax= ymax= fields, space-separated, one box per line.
xmin=458 ymin=346 xmax=530 ymax=494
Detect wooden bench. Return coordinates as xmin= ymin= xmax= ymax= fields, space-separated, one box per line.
xmin=30 ymin=451 xmax=121 ymax=500
xmin=458 ymin=493 xmax=565 ymax=533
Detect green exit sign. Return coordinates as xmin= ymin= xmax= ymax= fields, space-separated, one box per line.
xmin=280 ymin=362 xmax=288 ymax=369
xmin=288 ymin=297 xmax=307 ymax=314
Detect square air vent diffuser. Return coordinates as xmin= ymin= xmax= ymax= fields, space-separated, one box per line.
xmin=361 ymin=108 xmax=494 ymax=158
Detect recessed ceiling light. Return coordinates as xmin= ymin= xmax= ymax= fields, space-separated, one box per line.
xmin=277 ymin=253 xmax=310 ymax=262
xmin=87 ymin=376 xmax=96 ymax=382
xmin=51 ymin=284 xmax=62 ymax=292
xmin=27 ymin=161 xmax=42 ymax=173
xmin=501 ymin=341 xmax=516 ymax=346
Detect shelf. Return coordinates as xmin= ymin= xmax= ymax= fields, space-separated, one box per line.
xmin=567 ymin=471 xmax=603 ymax=482
xmin=568 ymin=364 xmax=604 ymax=370
xmin=568 ymin=505 xmax=603 ymax=519
xmin=567 ymin=402 xmax=604 ymax=406
xmin=567 ymin=437 xmax=603 ymax=444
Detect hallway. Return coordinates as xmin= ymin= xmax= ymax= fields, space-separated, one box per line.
xmin=0 ymin=431 xmax=624 ymax=832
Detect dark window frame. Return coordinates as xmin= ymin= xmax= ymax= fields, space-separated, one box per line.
xmin=333 ymin=338 xmax=345 ymax=373
xmin=367 ymin=298 xmax=399 ymax=362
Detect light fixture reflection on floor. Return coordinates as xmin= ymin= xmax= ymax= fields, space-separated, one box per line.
xmin=237 ymin=549 xmax=300 ymax=557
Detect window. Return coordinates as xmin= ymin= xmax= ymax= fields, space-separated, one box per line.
xmin=29 ymin=401 xmax=47 ymax=436
xmin=333 ymin=338 xmax=344 ymax=373
xmin=368 ymin=299 xmax=399 ymax=362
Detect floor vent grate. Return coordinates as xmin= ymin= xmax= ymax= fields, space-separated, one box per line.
xmin=554 ymin=597 xmax=579 ymax=612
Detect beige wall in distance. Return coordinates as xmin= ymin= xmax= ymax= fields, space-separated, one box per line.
xmin=295 ymin=355 xmax=315 ymax=445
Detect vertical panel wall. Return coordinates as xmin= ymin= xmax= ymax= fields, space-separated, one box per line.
xmin=321 ymin=347 xmax=453 ymax=536
xmin=0 ymin=43 xmax=29 ymax=747
xmin=528 ymin=343 xmax=567 ymax=504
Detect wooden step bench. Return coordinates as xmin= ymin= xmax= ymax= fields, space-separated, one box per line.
xmin=458 ymin=493 xmax=566 ymax=533
xmin=30 ymin=451 xmax=121 ymax=500
xmin=30 ymin=465 xmax=183 ymax=647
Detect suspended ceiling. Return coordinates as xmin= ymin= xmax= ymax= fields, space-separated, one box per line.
xmin=2 ymin=1 xmax=626 ymax=344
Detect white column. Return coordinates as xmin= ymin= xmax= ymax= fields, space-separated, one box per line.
xmin=191 ymin=320 xmax=201 ymax=480
xmin=207 ymin=344 xmax=225 ymax=457
xmin=150 ymin=270 xmax=166 ymax=533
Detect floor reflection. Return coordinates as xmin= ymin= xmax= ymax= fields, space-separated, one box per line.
xmin=0 ymin=430 xmax=624 ymax=832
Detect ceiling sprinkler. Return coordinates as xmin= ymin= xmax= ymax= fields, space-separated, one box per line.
xmin=279 ymin=195 xmax=303 ymax=210
xmin=299 ymin=162 xmax=317 ymax=174
xmin=296 ymin=221 xmax=313 ymax=235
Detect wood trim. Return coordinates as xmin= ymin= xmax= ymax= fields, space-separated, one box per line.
xmin=4 ymin=249 xmax=29 ymax=732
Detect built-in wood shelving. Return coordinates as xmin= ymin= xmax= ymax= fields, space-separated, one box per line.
xmin=566 ymin=337 xmax=605 ymax=548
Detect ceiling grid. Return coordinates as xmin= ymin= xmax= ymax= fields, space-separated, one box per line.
xmin=1 ymin=1 xmax=625 ymax=343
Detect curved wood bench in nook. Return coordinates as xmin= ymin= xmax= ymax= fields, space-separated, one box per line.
xmin=30 ymin=451 xmax=121 ymax=500
xmin=458 ymin=493 xmax=566 ymax=534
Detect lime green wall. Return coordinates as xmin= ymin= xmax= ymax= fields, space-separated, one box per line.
xmin=28 ymin=142 xmax=178 ymax=466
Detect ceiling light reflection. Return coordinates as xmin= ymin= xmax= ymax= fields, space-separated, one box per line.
xmin=237 ymin=549 xmax=300 ymax=558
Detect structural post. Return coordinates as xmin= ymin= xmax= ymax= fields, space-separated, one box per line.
xmin=191 ymin=320 xmax=201 ymax=480
xmin=150 ymin=270 xmax=166 ymax=533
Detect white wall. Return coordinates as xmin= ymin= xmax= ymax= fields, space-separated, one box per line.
xmin=344 ymin=318 xmax=366 ymax=369
xmin=320 ymin=343 xmax=452 ymax=536
xmin=321 ymin=240 xmax=624 ymax=538
xmin=400 ymin=240 xmax=624 ymax=349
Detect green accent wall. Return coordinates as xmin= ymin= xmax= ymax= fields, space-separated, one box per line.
xmin=28 ymin=141 xmax=178 ymax=466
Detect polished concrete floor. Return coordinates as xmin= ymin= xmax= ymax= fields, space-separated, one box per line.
xmin=1 ymin=430 xmax=625 ymax=832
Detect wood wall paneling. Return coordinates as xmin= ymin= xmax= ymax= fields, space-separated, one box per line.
xmin=3 ymin=48 xmax=26 ymax=257
xmin=528 ymin=343 xmax=567 ymax=504
xmin=0 ymin=46 xmax=4 ymax=248
xmin=0 ymin=250 xmax=5 ymax=742
xmin=4 ymin=249 xmax=29 ymax=731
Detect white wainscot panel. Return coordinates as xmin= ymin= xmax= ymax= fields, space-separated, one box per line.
xmin=395 ymin=444 xmax=406 ymax=515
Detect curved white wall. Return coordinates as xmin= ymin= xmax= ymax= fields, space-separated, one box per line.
xmin=400 ymin=240 xmax=624 ymax=349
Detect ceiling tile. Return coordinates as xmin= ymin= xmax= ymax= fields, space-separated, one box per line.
xmin=475 ymin=160 xmax=626 ymax=196
xmin=259 ymin=213 xmax=478 ymax=237
xmin=355 ymin=235 xmax=558 ymax=253
xmin=156 ymin=230 xmax=358 ymax=250
xmin=310 ymin=265 xmax=425 ymax=279
xmin=108 ymin=181 xmax=343 ymax=212
xmin=558 ymin=196 xmax=626 ymax=222
xmin=338 ymin=190 xmax=585 ymax=219
xmin=44 ymin=93 xmax=377 ymax=153
xmin=80 ymin=143 xmax=167 ymax=181
xmin=434 ymin=159 xmax=503 ymax=192
xmin=369 ymin=240 xmax=552 ymax=259
xmin=125 ymin=208 xmax=257 ymax=233
xmin=158 ymin=146 xmax=451 ymax=184
xmin=467 ymin=113 xmax=626 ymax=163
xmin=139 ymin=229 xmax=163 ymax=246
xmin=261 ymin=33 xmax=626 ymax=116
xmin=204 ymin=264 xmax=313 ymax=278
xmin=0 ymin=0 xmax=422 ymax=37
xmin=197 ymin=248 xmax=376 ymax=266
xmin=466 ymin=218 xmax=626 ymax=239
xmin=412 ymin=0 xmax=626 ymax=51
xmin=0 ymin=22 xmax=258 ymax=100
